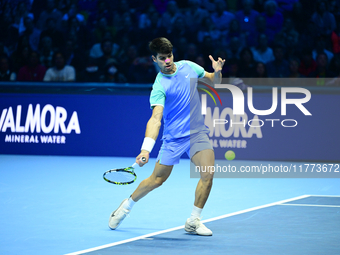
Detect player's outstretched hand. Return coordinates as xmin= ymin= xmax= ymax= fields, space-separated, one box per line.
xmin=209 ymin=55 xmax=225 ymax=73
xmin=136 ymin=151 xmax=149 ymax=167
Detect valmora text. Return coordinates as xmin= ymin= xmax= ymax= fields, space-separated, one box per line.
xmin=0 ymin=104 xmax=81 ymax=134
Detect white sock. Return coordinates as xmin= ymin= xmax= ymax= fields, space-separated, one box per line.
xmin=190 ymin=205 xmax=202 ymax=220
xmin=123 ymin=196 xmax=136 ymax=210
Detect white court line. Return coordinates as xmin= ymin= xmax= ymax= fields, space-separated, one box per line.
xmin=64 ymin=194 xmax=309 ymax=255
xmin=200 ymin=194 xmax=310 ymax=224
xmin=64 ymin=224 xmax=186 ymax=255
xmin=279 ymin=203 xmax=340 ymax=208
xmin=308 ymin=195 xmax=340 ymax=198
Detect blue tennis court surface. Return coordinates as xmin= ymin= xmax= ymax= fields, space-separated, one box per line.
xmin=68 ymin=195 xmax=340 ymax=255
xmin=1 ymin=155 xmax=340 ymax=255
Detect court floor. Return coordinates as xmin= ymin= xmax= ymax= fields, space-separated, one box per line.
xmin=1 ymin=155 xmax=339 ymax=255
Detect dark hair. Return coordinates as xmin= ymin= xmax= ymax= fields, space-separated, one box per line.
xmin=100 ymin=38 xmax=113 ymax=49
xmin=149 ymin=37 xmax=173 ymax=57
xmin=301 ymin=48 xmax=313 ymax=56
xmin=46 ymin=17 xmax=56 ymax=24
xmin=316 ymin=0 xmax=328 ymax=13
xmin=289 ymin=56 xmax=300 ymax=65
xmin=272 ymin=43 xmax=285 ymax=51
xmin=239 ymin=47 xmax=254 ymax=61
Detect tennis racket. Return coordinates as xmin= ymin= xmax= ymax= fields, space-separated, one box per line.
xmin=103 ymin=157 xmax=146 ymax=185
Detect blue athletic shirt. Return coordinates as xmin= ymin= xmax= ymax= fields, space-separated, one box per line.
xmin=150 ymin=60 xmax=210 ymax=141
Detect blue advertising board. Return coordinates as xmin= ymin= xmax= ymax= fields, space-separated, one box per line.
xmin=0 ymin=93 xmax=162 ymax=158
xmin=0 ymin=87 xmax=339 ymax=162
xmin=202 ymin=88 xmax=340 ymax=162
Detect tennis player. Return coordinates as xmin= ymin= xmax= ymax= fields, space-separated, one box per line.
xmin=109 ymin=37 xmax=225 ymax=236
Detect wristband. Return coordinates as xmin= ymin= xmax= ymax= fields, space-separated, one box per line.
xmin=141 ymin=137 xmax=155 ymax=152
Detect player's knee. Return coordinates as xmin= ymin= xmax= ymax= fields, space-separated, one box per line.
xmin=151 ymin=177 xmax=166 ymax=189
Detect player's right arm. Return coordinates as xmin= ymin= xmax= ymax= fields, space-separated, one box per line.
xmin=136 ymin=105 xmax=163 ymax=165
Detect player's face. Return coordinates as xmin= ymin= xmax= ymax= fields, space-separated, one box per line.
xmin=153 ymin=52 xmax=175 ymax=74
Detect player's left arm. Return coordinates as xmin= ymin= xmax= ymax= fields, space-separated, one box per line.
xmin=200 ymin=55 xmax=225 ymax=87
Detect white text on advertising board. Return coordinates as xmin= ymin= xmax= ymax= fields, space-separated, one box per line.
xmin=0 ymin=104 xmax=80 ymax=144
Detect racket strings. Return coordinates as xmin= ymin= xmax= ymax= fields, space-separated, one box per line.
xmin=105 ymin=169 xmax=135 ymax=183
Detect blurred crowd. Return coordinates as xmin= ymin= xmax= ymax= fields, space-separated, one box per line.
xmin=0 ymin=0 xmax=339 ymax=83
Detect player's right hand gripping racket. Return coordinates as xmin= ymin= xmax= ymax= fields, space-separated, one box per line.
xmin=103 ymin=157 xmax=146 ymax=185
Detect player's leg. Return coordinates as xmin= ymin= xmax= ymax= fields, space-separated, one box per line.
xmin=185 ymin=149 xmax=215 ymax=236
xmin=131 ymin=162 xmax=173 ymax=201
xmin=185 ymin=132 xmax=215 ymax=236
xmin=109 ymin=137 xmax=184 ymax=230
xmin=109 ymin=162 xmax=173 ymax=230
xmin=191 ymin=149 xmax=215 ymax=209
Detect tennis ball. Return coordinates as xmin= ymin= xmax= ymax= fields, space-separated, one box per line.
xmin=225 ymin=150 xmax=235 ymax=160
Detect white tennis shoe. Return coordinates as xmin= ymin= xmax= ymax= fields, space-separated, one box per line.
xmin=185 ymin=217 xmax=213 ymax=236
xmin=108 ymin=198 xmax=130 ymax=230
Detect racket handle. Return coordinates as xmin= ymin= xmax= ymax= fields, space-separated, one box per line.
xmin=132 ymin=157 xmax=147 ymax=168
